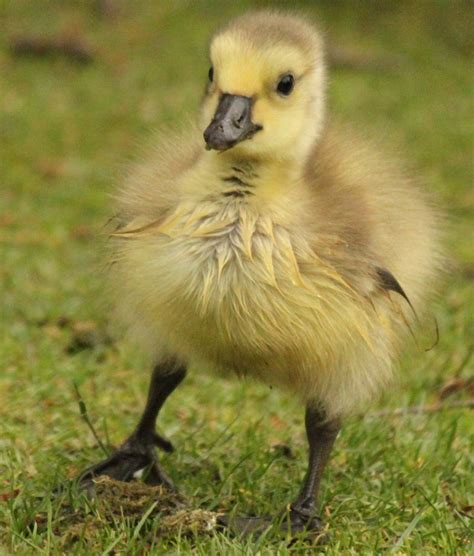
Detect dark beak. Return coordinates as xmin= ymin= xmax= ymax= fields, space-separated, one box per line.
xmin=204 ymin=94 xmax=262 ymax=151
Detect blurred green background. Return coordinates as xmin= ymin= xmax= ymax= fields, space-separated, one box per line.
xmin=1 ymin=1 xmax=472 ymax=554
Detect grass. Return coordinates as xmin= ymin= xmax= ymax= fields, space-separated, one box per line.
xmin=0 ymin=0 xmax=473 ymax=553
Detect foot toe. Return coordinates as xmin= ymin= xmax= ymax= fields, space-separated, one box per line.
xmin=76 ymin=444 xmax=175 ymax=491
xmin=217 ymin=507 xmax=327 ymax=541
xmin=79 ymin=450 xmax=148 ymax=484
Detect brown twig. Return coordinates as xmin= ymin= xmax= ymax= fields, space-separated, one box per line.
xmin=369 ymin=399 xmax=474 ymax=417
xmin=327 ymin=45 xmax=402 ymax=72
xmin=10 ymin=35 xmax=94 ymax=63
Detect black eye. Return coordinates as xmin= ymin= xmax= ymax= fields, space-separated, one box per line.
xmin=277 ymin=74 xmax=294 ymax=96
xmin=208 ymin=66 xmax=214 ymax=82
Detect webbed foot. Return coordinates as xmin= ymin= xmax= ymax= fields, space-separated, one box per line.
xmin=217 ymin=505 xmax=326 ymax=540
xmin=78 ymin=431 xmax=175 ymax=493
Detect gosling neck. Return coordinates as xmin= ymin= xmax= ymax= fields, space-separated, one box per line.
xmin=206 ymin=149 xmax=309 ymax=200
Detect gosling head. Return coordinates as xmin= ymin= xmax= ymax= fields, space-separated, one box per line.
xmin=201 ymin=11 xmax=326 ymax=161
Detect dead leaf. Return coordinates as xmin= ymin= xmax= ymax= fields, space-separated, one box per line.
xmin=71 ymin=225 xmax=94 ymax=241
xmin=0 ymin=488 xmax=20 ymax=501
xmin=270 ymin=443 xmax=295 ymax=459
xmin=67 ymin=321 xmax=112 ymax=353
xmin=439 ymin=378 xmax=474 ymax=400
xmin=36 ymin=158 xmax=67 ymax=180
xmin=0 ymin=213 xmax=15 ymax=228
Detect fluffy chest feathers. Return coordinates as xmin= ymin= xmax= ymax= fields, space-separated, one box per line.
xmin=119 ymin=196 xmax=313 ymax=316
xmin=148 ymin=198 xmax=309 ymax=309
xmin=113 ymin=185 xmax=378 ymax=371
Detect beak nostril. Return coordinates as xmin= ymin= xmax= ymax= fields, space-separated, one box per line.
xmin=234 ymin=111 xmax=247 ymax=128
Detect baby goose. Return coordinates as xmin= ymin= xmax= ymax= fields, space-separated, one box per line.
xmin=79 ymin=11 xmax=442 ymax=535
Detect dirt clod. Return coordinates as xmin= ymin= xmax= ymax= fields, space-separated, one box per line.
xmin=55 ymin=477 xmax=221 ymax=548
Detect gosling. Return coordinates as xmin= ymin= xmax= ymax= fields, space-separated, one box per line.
xmin=79 ymin=11 xmax=442 ymax=535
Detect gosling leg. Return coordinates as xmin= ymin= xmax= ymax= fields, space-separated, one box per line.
xmin=78 ymin=358 xmax=186 ymax=490
xmin=287 ymin=404 xmax=341 ymax=532
xmin=221 ymin=404 xmax=340 ymax=538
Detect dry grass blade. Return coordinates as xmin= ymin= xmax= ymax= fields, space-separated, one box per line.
xmin=369 ymin=399 xmax=474 ymax=417
xmin=73 ymin=382 xmax=110 ymax=457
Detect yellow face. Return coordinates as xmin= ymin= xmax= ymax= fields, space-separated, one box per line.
xmin=201 ymin=33 xmax=326 ymax=161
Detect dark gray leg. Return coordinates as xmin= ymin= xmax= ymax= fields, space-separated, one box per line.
xmin=79 ymin=358 xmax=186 ymax=489
xmin=288 ymin=405 xmax=341 ymax=531
xmin=221 ymin=403 xmax=340 ymax=537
